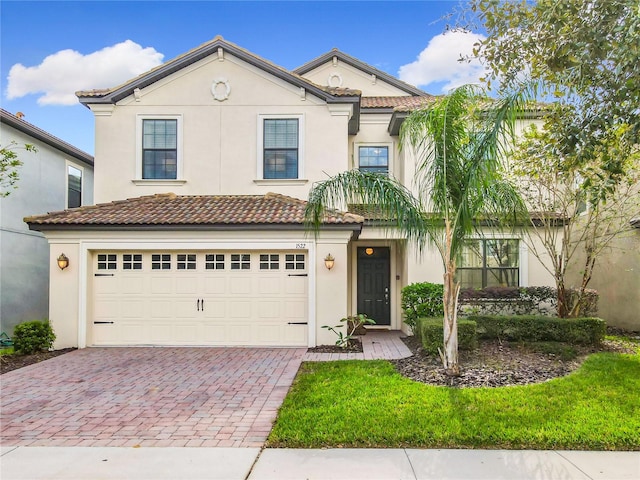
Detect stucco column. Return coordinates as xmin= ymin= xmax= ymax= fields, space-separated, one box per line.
xmin=315 ymin=234 xmax=351 ymax=346
xmin=48 ymin=242 xmax=80 ymax=349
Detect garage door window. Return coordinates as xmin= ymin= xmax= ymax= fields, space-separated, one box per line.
xmin=123 ymin=254 xmax=142 ymax=270
xmin=177 ymin=254 xmax=197 ymax=270
xmin=205 ymin=254 xmax=225 ymax=270
xmin=152 ymin=254 xmax=172 ymax=270
xmin=260 ymin=254 xmax=280 ymax=270
xmin=97 ymin=254 xmax=117 ymax=270
xmin=285 ymin=254 xmax=305 ymax=270
xmin=231 ymin=254 xmax=250 ymax=270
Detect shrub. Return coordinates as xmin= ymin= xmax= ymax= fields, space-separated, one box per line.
xmin=401 ymin=283 xmax=444 ymax=329
xmin=469 ymin=315 xmax=605 ymax=345
xmin=416 ymin=317 xmax=477 ymax=355
xmin=12 ymin=320 xmax=56 ymax=355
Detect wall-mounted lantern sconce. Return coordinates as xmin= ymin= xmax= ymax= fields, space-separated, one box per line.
xmin=57 ymin=253 xmax=69 ymax=271
xmin=324 ymin=253 xmax=335 ymax=270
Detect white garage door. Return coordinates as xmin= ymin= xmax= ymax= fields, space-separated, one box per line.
xmin=91 ymin=250 xmax=308 ymax=346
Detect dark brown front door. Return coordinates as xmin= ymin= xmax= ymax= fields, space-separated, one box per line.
xmin=357 ymin=247 xmax=391 ymax=326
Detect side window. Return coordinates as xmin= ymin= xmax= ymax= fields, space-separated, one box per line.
xmin=67 ymin=165 xmax=82 ymax=208
xmin=142 ymin=119 xmax=178 ymax=179
xmin=457 ymin=239 xmax=520 ymax=288
xmin=358 ymin=146 xmax=389 ymax=175
xmin=263 ymin=118 xmax=299 ymax=179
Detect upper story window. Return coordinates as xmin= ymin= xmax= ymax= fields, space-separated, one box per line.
xmin=456 ymin=239 xmax=520 ymax=289
xmin=358 ymin=146 xmax=389 ymax=175
xmin=67 ymin=165 xmax=82 ymax=208
xmin=263 ymin=118 xmax=299 ymax=179
xmin=142 ymin=119 xmax=177 ymax=179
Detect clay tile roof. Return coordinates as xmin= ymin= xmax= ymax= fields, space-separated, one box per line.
xmin=24 ymin=193 xmax=364 ymax=229
xmin=361 ymin=96 xmax=436 ymax=109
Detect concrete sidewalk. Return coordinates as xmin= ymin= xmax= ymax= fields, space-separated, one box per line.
xmin=1 ymin=446 xmax=638 ymax=480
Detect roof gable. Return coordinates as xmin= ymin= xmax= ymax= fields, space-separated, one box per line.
xmin=76 ymin=37 xmax=360 ymax=108
xmin=294 ymin=49 xmax=427 ymax=97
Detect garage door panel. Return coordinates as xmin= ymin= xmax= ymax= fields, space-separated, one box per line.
xmin=121 ymin=276 xmax=145 ymax=294
xmin=120 ymin=300 xmax=145 ymax=319
xmin=284 ymin=301 xmax=306 ymax=320
xmin=202 ymin=301 xmax=226 ymax=318
xmin=230 ymin=277 xmax=252 ymax=294
xmin=203 ymin=277 xmax=226 ymax=294
xmin=151 ymin=301 xmax=173 ymax=318
xmin=92 ymin=251 xmax=308 ymax=347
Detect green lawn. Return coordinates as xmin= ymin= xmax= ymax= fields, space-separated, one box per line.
xmin=268 ymin=352 xmax=640 ymax=450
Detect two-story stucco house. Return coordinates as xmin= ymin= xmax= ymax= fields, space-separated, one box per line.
xmin=25 ymin=37 xmax=555 ymax=349
xmin=1 ymin=109 xmax=94 ymax=336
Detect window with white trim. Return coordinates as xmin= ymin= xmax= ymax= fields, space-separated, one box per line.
xmin=122 ymin=254 xmax=142 ymax=270
xmin=230 ymin=254 xmax=250 ymax=270
xmin=136 ymin=115 xmax=182 ymax=181
xmin=257 ymin=114 xmax=304 ymax=180
xmin=259 ymin=254 xmax=280 ymax=270
xmin=358 ymin=146 xmax=389 ymax=175
xmin=67 ymin=165 xmax=82 ymax=208
xmin=97 ymin=254 xmax=117 ymax=270
xmin=456 ymin=239 xmax=520 ymax=288
xmin=151 ymin=254 xmax=172 ymax=270
xmin=285 ymin=254 xmax=305 ymax=270
xmin=205 ymin=254 xmax=225 ymax=270
xmin=177 ymin=254 xmax=196 ymax=270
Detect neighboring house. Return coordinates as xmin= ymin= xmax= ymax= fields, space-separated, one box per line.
xmin=1 ymin=109 xmax=94 ymax=336
xmin=25 ymin=37 xmax=556 ymax=350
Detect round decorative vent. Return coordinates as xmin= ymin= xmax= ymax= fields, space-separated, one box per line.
xmin=327 ymin=73 xmax=343 ymax=88
xmin=211 ymin=77 xmax=231 ymax=101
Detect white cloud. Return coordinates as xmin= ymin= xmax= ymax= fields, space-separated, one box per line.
xmin=6 ymin=40 xmax=164 ymax=105
xmin=398 ymin=31 xmax=487 ymax=93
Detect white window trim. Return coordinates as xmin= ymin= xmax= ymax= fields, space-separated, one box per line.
xmin=135 ymin=114 xmax=184 ymax=182
xmin=65 ymin=161 xmax=83 ymax=209
xmin=256 ymin=114 xmax=305 ymax=181
xmin=354 ymin=142 xmax=393 ymax=175
xmin=462 ymin=234 xmax=529 ymax=287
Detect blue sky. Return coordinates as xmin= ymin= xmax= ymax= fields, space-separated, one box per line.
xmin=1 ymin=1 xmax=485 ymax=155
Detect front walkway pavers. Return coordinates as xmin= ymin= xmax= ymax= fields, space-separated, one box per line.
xmin=303 ymin=330 xmax=412 ymax=361
xmin=0 ymin=347 xmax=304 ymax=447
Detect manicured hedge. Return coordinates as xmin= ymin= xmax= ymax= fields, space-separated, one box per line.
xmin=401 ymin=283 xmax=444 ymax=328
xmin=469 ymin=315 xmax=605 ymax=345
xmin=416 ymin=317 xmax=478 ymax=355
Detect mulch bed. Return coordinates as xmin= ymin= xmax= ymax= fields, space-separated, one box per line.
xmin=390 ymin=335 xmax=637 ymax=388
xmin=307 ymin=338 xmax=363 ymax=353
xmin=0 ymin=348 xmax=76 ymax=374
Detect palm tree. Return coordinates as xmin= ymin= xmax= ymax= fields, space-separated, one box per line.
xmin=305 ymin=85 xmax=528 ymax=375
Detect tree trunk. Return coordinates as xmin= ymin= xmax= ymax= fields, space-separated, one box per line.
xmin=441 ymin=221 xmax=461 ymax=376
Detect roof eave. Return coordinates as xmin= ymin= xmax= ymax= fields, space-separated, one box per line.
xmin=0 ymin=109 xmax=94 ymax=166
xmin=27 ymin=222 xmax=363 ymax=233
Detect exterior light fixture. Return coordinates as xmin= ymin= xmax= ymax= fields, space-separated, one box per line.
xmin=324 ymin=254 xmax=335 ymax=270
xmin=57 ymin=253 xmax=69 ymax=271
xmin=365 ymin=247 xmax=374 ymax=256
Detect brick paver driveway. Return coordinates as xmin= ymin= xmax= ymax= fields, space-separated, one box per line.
xmin=1 ymin=347 xmax=304 ymax=447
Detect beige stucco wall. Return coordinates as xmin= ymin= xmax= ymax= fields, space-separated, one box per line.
xmin=91 ymin=53 xmax=351 ymax=203
xmin=300 ymin=59 xmax=412 ymax=97
xmin=48 ymin=242 xmax=80 ymax=349
xmin=567 ymin=229 xmax=640 ymax=330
